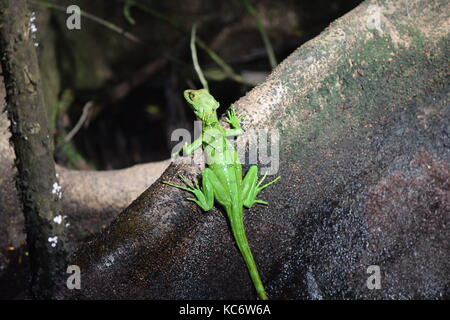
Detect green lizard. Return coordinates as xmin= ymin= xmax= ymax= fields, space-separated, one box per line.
xmin=163 ymin=89 xmax=280 ymax=300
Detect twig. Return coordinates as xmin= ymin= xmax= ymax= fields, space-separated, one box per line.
xmin=194 ymin=38 xmax=250 ymax=85
xmin=59 ymin=101 xmax=93 ymax=147
xmin=190 ymin=24 xmax=209 ymax=91
xmin=120 ymin=0 xmax=184 ymax=33
xmin=239 ymin=0 xmax=277 ymax=69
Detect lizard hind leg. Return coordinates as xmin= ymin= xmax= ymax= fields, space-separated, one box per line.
xmin=163 ymin=173 xmax=215 ymax=212
xmin=242 ymin=166 xmax=280 ymax=208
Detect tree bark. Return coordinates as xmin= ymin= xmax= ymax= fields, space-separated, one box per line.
xmin=0 ymin=0 xmax=67 ymax=299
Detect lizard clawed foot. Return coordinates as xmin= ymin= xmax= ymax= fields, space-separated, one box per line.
xmin=163 ymin=174 xmax=198 ymax=192
xmin=226 ymin=105 xmax=245 ymax=128
xmin=253 ymin=175 xmax=280 ymax=205
xmin=163 ymin=175 xmax=211 ymax=211
xmin=257 ymin=173 xmax=281 ymax=192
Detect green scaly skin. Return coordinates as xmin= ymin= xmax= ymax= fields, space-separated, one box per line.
xmin=163 ymin=89 xmax=280 ymax=300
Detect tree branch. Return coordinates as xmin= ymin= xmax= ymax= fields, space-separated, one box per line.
xmin=0 ymin=0 xmax=67 ymax=299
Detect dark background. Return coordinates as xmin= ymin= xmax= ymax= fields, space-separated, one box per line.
xmin=34 ymin=0 xmax=362 ymax=170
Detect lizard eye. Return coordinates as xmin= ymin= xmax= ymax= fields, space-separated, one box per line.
xmin=189 ymin=92 xmax=196 ymax=100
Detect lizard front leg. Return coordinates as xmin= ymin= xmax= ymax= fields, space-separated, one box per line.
xmin=172 ymin=136 xmax=202 ymax=157
xmin=225 ymin=105 xmax=244 ymax=137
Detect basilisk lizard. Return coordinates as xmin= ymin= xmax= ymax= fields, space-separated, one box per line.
xmin=163 ymin=89 xmax=280 ymax=300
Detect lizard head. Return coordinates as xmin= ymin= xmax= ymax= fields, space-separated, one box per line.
xmin=184 ymin=89 xmax=219 ymax=122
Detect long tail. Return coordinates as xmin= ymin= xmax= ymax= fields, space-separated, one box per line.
xmin=227 ymin=206 xmax=268 ymax=300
